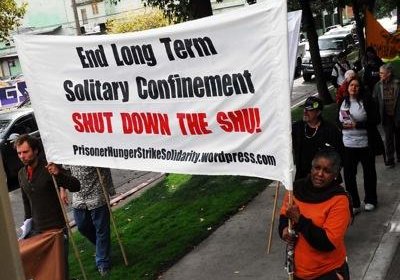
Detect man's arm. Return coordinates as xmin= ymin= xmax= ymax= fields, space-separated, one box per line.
xmin=47 ymin=163 xmax=81 ymax=192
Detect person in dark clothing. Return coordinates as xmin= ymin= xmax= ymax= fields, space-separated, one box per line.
xmin=15 ymin=134 xmax=80 ymax=235
xmin=279 ymin=148 xmax=352 ymax=280
xmin=362 ymin=46 xmax=384 ymax=94
xmin=372 ymin=64 xmax=400 ymax=167
xmin=15 ymin=134 xmax=80 ymax=279
xmin=331 ymin=52 xmax=352 ymax=89
xmin=292 ymin=96 xmax=344 ymax=180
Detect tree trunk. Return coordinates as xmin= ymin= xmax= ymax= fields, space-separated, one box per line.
xmin=352 ymin=0 xmax=365 ymax=59
xmin=189 ymin=0 xmax=213 ymax=20
xmin=299 ymin=0 xmax=332 ymax=104
xmin=337 ymin=6 xmax=343 ymax=25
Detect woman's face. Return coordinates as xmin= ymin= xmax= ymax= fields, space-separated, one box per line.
xmin=348 ymin=79 xmax=360 ymax=97
xmin=310 ymin=157 xmax=337 ymax=188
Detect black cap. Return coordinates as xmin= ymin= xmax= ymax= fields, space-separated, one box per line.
xmin=303 ymin=96 xmax=323 ymax=111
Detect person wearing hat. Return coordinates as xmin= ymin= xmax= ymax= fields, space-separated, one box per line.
xmin=292 ymin=96 xmax=344 ymax=180
xmin=331 ymin=52 xmax=352 ymax=89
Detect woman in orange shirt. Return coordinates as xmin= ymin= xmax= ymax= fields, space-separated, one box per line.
xmin=279 ymin=148 xmax=352 ymax=280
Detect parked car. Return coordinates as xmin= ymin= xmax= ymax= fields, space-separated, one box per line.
xmin=295 ymin=38 xmax=307 ymax=78
xmin=301 ymin=33 xmax=359 ymax=82
xmin=0 ymin=108 xmax=41 ymax=190
xmin=325 ymin=24 xmax=342 ymax=33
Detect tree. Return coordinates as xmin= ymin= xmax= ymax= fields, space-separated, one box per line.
xmin=107 ymin=0 xmax=215 ymax=23
xmin=351 ymin=0 xmax=366 ymax=58
xmin=0 ymin=0 xmax=26 ymax=41
xmin=142 ymin=0 xmax=214 ymax=22
xmin=297 ymin=0 xmax=333 ymax=103
xmin=375 ymin=0 xmax=399 ymax=27
xmin=106 ymin=9 xmax=170 ymax=34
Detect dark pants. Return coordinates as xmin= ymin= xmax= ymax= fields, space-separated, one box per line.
xmin=295 ymin=261 xmax=350 ymax=280
xmin=343 ymin=147 xmax=377 ymax=208
xmin=73 ymin=205 xmax=111 ymax=270
xmin=383 ymin=116 xmax=400 ymax=164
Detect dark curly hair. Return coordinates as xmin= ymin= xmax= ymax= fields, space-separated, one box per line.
xmin=14 ymin=134 xmax=41 ymax=153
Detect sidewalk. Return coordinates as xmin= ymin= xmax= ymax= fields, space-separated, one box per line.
xmin=159 ymin=155 xmax=400 ymax=280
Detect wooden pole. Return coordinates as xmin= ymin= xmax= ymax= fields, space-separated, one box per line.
xmin=96 ymin=168 xmax=129 ymax=266
xmin=266 ymin=181 xmax=281 ymax=254
xmin=51 ymin=175 xmax=87 ymax=280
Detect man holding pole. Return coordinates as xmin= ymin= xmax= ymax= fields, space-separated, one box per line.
xmin=60 ymin=166 xmax=115 ymax=277
xmin=15 ymin=134 xmax=81 ymax=278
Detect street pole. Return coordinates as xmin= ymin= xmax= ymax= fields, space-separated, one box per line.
xmin=71 ymin=0 xmax=82 ymax=35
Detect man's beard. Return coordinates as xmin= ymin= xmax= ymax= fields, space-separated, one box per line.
xmin=22 ymin=158 xmax=36 ymax=166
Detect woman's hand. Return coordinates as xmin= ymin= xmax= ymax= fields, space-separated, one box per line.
xmin=342 ymin=121 xmax=355 ymax=129
xmin=285 ymin=203 xmax=301 ymax=223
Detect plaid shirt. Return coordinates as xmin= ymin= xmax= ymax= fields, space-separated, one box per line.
xmin=66 ymin=166 xmax=115 ymax=210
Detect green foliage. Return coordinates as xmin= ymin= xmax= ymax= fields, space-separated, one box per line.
xmin=69 ymin=174 xmax=268 ymax=279
xmin=140 ymin=0 xmax=220 ymax=23
xmin=142 ymin=0 xmax=192 ymax=23
xmin=106 ymin=9 xmax=170 ymax=34
xmin=375 ymin=0 xmax=398 ymax=18
xmin=0 ymin=0 xmax=26 ymax=41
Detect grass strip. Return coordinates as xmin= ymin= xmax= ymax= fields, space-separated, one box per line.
xmin=69 ymin=174 xmax=269 ymax=279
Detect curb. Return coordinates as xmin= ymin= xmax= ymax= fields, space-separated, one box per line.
xmin=363 ymin=202 xmax=400 ymax=280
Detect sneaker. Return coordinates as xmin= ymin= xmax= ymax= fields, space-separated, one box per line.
xmin=353 ymin=207 xmax=362 ymax=215
xmin=98 ymin=267 xmax=109 ymax=277
xmin=364 ymin=203 xmax=375 ymax=211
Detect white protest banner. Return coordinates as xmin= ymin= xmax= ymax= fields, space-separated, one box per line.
xmin=15 ymin=1 xmax=294 ymax=189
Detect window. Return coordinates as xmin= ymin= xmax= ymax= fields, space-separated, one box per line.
xmin=9 ymin=114 xmax=38 ymax=137
xmin=81 ymin=9 xmax=88 ymax=25
xmin=92 ymin=2 xmax=99 ymax=15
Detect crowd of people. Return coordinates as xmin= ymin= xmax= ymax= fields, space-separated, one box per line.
xmin=280 ymin=47 xmax=399 ymax=279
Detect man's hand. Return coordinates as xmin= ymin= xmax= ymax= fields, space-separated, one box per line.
xmin=46 ymin=162 xmax=60 ymax=176
xmin=59 ymin=187 xmax=69 ymax=206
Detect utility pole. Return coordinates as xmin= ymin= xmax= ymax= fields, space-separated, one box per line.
xmin=71 ymin=0 xmax=81 ymax=35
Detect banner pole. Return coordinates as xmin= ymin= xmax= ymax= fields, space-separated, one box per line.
xmin=266 ymin=181 xmax=281 ymax=254
xmin=287 ymin=190 xmax=294 ymax=280
xmin=96 ymin=168 xmax=129 ymax=266
xmin=51 ymin=175 xmax=87 ymax=280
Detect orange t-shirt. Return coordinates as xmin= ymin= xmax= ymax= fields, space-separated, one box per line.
xmin=280 ymin=191 xmax=351 ymax=279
